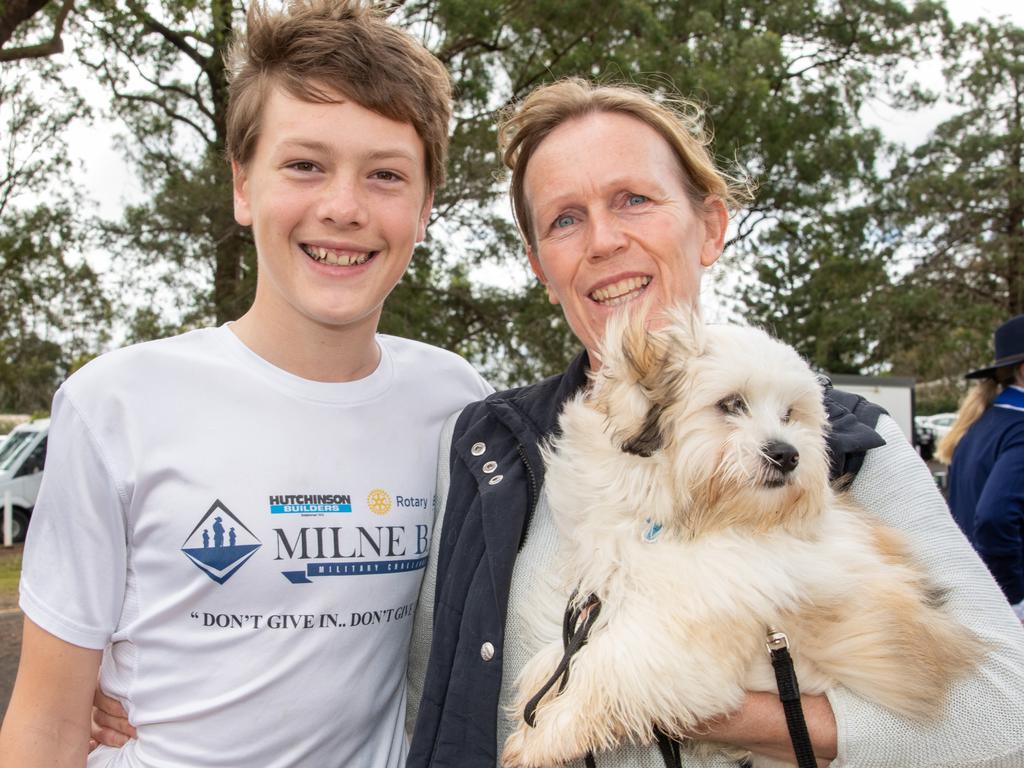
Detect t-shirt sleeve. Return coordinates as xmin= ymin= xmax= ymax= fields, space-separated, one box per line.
xmin=19 ymin=387 xmax=129 ymax=650
xmin=405 ymin=408 xmax=460 ymax=736
xmin=828 ymin=415 xmax=1024 ymax=767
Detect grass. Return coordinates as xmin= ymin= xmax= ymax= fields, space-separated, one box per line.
xmin=0 ymin=545 xmax=22 ymax=611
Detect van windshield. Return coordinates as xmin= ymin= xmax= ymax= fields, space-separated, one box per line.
xmin=0 ymin=431 xmax=35 ymax=472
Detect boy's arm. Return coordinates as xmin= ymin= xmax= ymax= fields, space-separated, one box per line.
xmin=0 ymin=618 xmax=102 ymax=767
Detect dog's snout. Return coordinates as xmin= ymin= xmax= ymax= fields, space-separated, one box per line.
xmin=764 ymin=440 xmax=799 ymax=473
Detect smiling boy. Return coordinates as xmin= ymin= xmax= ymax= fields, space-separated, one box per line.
xmin=0 ymin=2 xmax=489 ymax=766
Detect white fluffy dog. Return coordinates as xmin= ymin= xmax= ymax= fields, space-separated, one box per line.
xmin=501 ymin=308 xmax=982 ymax=768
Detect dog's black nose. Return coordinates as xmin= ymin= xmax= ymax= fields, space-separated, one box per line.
xmin=764 ymin=440 xmax=799 ymax=473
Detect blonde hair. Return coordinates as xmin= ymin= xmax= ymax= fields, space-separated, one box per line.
xmin=497 ymin=77 xmax=752 ymax=248
xmin=937 ymin=364 xmax=1022 ymax=464
xmin=225 ymin=0 xmax=452 ymax=191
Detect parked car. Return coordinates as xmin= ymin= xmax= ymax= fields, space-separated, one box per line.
xmin=921 ymin=412 xmax=957 ymax=442
xmin=0 ymin=418 xmax=49 ymax=542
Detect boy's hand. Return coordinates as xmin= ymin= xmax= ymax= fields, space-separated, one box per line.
xmin=89 ymin=688 xmax=135 ymax=750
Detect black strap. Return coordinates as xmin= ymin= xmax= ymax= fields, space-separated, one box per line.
xmin=522 ymin=591 xmax=684 ymax=768
xmin=655 ymin=727 xmax=683 ymax=768
xmin=523 ymin=592 xmax=602 ymax=727
xmin=769 ymin=640 xmax=817 ymax=768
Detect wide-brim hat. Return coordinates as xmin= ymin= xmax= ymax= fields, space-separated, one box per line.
xmin=966 ymin=314 xmax=1024 ymax=379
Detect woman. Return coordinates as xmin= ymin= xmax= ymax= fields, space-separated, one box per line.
xmin=406 ymin=79 xmax=1024 ymax=767
xmin=941 ymin=314 xmax=1024 ymax=620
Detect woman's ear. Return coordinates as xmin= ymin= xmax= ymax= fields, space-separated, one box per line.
xmin=527 ymin=244 xmax=559 ymax=305
xmin=699 ymin=196 xmax=729 ymax=267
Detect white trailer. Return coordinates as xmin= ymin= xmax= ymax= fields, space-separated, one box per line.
xmin=827 ymin=374 xmax=915 ymax=443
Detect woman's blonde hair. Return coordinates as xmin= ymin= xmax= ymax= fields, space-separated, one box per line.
xmin=497 ymin=77 xmax=752 ymax=248
xmin=937 ymin=364 xmax=1022 ymax=464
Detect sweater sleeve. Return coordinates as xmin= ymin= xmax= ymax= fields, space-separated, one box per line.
xmin=972 ymin=434 xmax=1024 ymax=605
xmin=828 ymin=415 xmax=1024 ymax=767
xmin=406 ymin=409 xmax=461 ymax=736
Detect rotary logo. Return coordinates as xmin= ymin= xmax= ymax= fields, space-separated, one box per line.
xmin=367 ymin=488 xmax=392 ymax=515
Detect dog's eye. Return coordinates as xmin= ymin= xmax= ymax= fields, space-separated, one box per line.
xmin=716 ymin=394 xmax=748 ymax=416
xmin=781 ymin=407 xmax=793 ymax=424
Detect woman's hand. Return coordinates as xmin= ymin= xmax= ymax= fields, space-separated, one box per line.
xmin=689 ymin=691 xmax=837 ymax=768
xmin=89 ymin=687 xmax=135 ymax=751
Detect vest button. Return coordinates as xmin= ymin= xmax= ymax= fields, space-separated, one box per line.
xmin=480 ymin=641 xmax=495 ymax=661
xmin=488 ymin=474 xmax=503 ymax=485
xmin=471 ymin=442 xmax=486 ymax=456
xmin=482 ymin=461 xmax=497 ymax=474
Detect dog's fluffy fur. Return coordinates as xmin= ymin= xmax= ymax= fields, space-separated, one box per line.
xmin=501 ymin=308 xmax=983 ymax=768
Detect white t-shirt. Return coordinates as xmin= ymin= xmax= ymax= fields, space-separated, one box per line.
xmin=19 ymin=326 xmax=491 ymax=768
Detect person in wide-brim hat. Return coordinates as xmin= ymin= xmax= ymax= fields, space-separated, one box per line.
xmin=965 ymin=314 xmax=1024 ymax=380
xmin=941 ymin=313 xmax=1024 ymax=618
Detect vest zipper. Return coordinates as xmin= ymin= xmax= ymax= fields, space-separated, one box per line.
xmin=516 ymin=443 xmax=538 ymax=551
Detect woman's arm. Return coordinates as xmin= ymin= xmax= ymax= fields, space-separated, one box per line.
xmin=0 ymin=618 xmax=102 ymax=767
xmin=829 ymin=415 xmax=1024 ymax=767
xmin=695 ymin=691 xmax=836 ymax=767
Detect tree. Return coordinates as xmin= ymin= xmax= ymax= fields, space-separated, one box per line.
xmin=740 ymin=204 xmax=895 ymax=374
xmin=881 ymin=19 xmax=1024 ymax=383
xmin=0 ymin=0 xmax=75 ymax=62
xmin=0 ymin=49 xmax=110 ymax=412
xmin=38 ymin=0 xmax=948 ymax=387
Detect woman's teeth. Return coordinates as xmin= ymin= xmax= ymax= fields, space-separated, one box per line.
xmin=303 ymin=245 xmax=373 ymax=266
xmin=590 ymin=276 xmax=651 ymax=305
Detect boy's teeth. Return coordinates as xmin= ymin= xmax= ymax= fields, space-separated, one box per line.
xmin=590 ymin=276 xmax=651 ymax=304
xmin=306 ymin=245 xmax=372 ymax=266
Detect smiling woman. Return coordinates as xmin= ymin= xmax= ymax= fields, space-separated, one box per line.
xmin=520 ymin=112 xmax=727 ymax=364
xmin=406 ymin=77 xmax=1024 ymax=768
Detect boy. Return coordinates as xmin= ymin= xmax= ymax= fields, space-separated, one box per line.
xmin=0 ymin=2 xmax=489 ymax=766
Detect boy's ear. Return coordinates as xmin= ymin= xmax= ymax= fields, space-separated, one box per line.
xmin=232 ymin=160 xmax=253 ymax=227
xmin=526 ymin=244 xmax=558 ymax=305
xmin=416 ymin=191 xmax=434 ymax=242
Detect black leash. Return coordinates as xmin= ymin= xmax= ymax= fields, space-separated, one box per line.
xmin=523 ymin=591 xmax=602 ymax=728
xmin=521 ymin=601 xmax=815 ymax=768
xmin=766 ymin=629 xmax=817 ymax=768
xmin=521 ymin=592 xmax=685 ymax=768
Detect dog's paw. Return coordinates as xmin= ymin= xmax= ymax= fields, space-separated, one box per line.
xmin=501 ymin=725 xmax=543 ymax=768
xmin=501 ymin=721 xmax=578 ymax=768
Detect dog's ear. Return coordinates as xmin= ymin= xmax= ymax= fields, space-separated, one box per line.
xmin=617 ymin=312 xmax=674 ymax=456
xmin=621 ymin=403 xmax=665 ymax=457
xmin=661 ymin=303 xmax=706 ymax=361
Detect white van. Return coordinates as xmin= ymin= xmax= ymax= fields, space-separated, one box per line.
xmin=0 ymin=419 xmax=49 ymax=542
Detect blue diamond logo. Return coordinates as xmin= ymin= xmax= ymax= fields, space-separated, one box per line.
xmin=181 ymin=499 xmax=261 ymax=584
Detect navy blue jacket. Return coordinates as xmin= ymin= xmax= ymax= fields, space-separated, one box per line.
xmin=407 ymin=353 xmax=886 ymax=768
xmin=948 ymin=388 xmax=1024 ymax=605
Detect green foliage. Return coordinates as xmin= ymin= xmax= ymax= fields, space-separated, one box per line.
xmin=741 ymin=205 xmax=894 ymax=374
xmin=9 ymin=0 xmax=1009 ymax=392
xmin=0 ymin=55 xmax=110 ymax=411
xmin=0 ymin=205 xmax=111 ymax=411
xmin=880 ymin=19 xmax=1024 ymax=382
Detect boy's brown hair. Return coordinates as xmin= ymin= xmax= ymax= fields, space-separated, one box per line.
xmin=226 ymin=0 xmax=451 ymax=191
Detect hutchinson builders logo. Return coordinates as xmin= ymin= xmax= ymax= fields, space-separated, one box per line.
xmin=181 ymin=500 xmax=261 ymax=584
